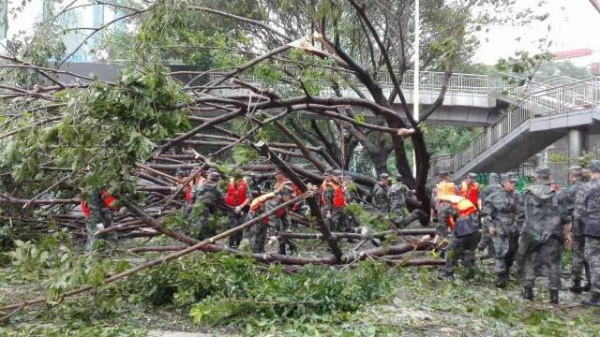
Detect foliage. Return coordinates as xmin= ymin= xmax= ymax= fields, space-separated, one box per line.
xmin=533 ymin=60 xmax=592 ymax=81
xmin=420 ymin=124 xmax=483 ymax=156
xmin=1 ymin=65 xmax=190 ymax=196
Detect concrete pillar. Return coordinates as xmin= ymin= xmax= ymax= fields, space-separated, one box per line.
xmin=568 ymin=128 xmax=589 ymax=160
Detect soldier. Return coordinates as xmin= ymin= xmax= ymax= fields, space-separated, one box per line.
xmin=343 ymin=175 xmax=360 ymax=237
xmin=224 ymin=174 xmax=253 ymax=248
xmin=246 ymin=186 xmax=295 ymax=254
xmin=81 ymin=188 xmax=120 ymax=252
xmin=388 ymin=174 xmax=413 ymax=228
xmin=566 ymin=165 xmax=592 ymax=293
xmin=432 ymin=171 xmax=457 ymax=222
xmin=435 ymin=194 xmax=480 ymax=279
xmin=481 ymin=173 xmax=524 ymax=288
xmin=575 ymin=160 xmax=600 ymax=306
xmin=191 ymin=171 xmax=226 ymax=240
xmin=518 ymin=166 xmax=571 ymax=304
xmin=478 ymin=173 xmax=503 ymax=254
xmin=371 ymin=173 xmax=391 ymax=213
xmin=322 ymin=169 xmax=347 ymax=232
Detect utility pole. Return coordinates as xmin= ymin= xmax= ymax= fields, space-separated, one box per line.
xmin=412 ymin=0 xmax=420 ymax=176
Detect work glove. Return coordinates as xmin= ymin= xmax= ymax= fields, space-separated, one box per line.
xmin=234 ymin=206 xmax=242 ymax=214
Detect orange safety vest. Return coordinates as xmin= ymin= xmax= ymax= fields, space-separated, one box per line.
xmin=225 ymin=178 xmax=249 ymax=207
xmin=250 ymin=192 xmax=286 ymax=224
xmin=437 ymin=195 xmax=477 ymax=231
xmin=435 ymin=181 xmax=456 ymax=199
xmin=81 ymin=188 xmax=119 ymax=218
xmin=459 ymin=181 xmax=479 ymax=206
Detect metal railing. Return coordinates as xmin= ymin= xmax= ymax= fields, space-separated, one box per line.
xmin=436 ymin=77 xmax=600 ymax=178
xmin=209 ymin=70 xmax=516 ymax=95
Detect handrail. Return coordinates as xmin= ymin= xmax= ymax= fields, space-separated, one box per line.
xmin=438 ymin=77 xmax=600 ymax=178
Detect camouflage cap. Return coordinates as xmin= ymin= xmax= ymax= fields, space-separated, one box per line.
xmin=378 ymin=173 xmax=390 ymax=180
xmin=500 ymin=172 xmax=517 ymax=183
xmin=467 ymin=172 xmax=478 ymax=179
xmin=331 ymin=169 xmax=342 ymax=177
xmin=208 ymin=171 xmax=221 ymax=181
xmin=534 ymin=166 xmax=551 ymax=178
xmin=589 ymin=160 xmax=600 ymax=173
xmin=569 ymin=165 xmax=583 ymax=176
xmin=277 ymin=186 xmax=294 ymax=197
xmin=324 ymin=169 xmax=333 ymax=175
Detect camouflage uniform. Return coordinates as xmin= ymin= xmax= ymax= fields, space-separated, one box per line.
xmin=371 ymin=182 xmax=390 ymax=213
xmin=344 ymin=178 xmax=361 ymax=235
xmin=478 ymin=173 xmax=503 ymax=254
xmin=481 ymin=173 xmax=523 ymax=287
xmin=575 ymin=160 xmax=600 ymax=306
xmin=245 ymin=192 xmax=294 ymax=254
xmin=437 ymin=198 xmax=480 ymax=278
xmin=85 ymin=188 xmax=117 ymax=251
xmin=518 ymin=167 xmax=570 ymax=303
xmin=387 ymin=180 xmax=411 ymax=228
xmin=192 ymin=174 xmax=224 ymax=240
xmin=565 ymin=167 xmax=592 ymax=292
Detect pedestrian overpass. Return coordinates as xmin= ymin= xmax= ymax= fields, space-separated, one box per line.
xmin=429 ymin=77 xmax=600 ymax=181
xmin=57 ymin=63 xmax=600 ymax=180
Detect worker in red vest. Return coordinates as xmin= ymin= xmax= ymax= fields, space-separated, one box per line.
xmin=244 ymin=186 xmax=295 ymax=254
xmin=224 ymin=173 xmax=254 ymax=248
xmin=81 ymin=187 xmax=120 ymax=252
xmin=434 ymin=194 xmax=480 ymax=279
xmin=322 ymin=169 xmax=347 ymax=233
xmin=459 ymin=173 xmax=480 ymax=208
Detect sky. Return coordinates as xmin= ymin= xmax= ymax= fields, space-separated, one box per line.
xmin=4 ymin=0 xmax=598 ymax=66
xmin=474 ymin=0 xmax=600 ymax=65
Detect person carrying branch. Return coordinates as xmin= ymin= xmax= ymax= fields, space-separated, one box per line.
xmin=191 ymin=171 xmax=228 ymax=240
xmin=434 ymin=194 xmax=480 ymax=279
xmin=244 ymin=186 xmax=296 ymax=254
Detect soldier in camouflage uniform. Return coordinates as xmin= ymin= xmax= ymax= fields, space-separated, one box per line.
xmin=387 ymin=174 xmax=411 ymax=227
xmin=575 ymin=160 xmax=600 ymax=306
xmin=565 ymin=166 xmax=592 ymax=293
xmin=371 ymin=173 xmax=391 ymax=213
xmin=246 ymin=187 xmax=295 ymax=254
xmin=518 ymin=166 xmax=571 ymax=304
xmin=478 ymin=173 xmax=503 ymax=255
xmin=436 ymin=195 xmax=480 ymax=279
xmin=191 ymin=171 xmax=226 ymax=240
xmin=84 ymin=188 xmax=118 ymax=252
xmin=481 ymin=173 xmax=524 ymax=288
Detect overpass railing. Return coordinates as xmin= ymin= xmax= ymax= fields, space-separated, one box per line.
xmin=437 ymin=77 xmax=600 ymax=178
xmin=209 ymin=70 xmax=517 ymax=95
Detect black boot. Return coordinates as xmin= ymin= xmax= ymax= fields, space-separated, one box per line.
xmin=583 ymin=282 xmax=592 ymax=292
xmin=550 ymin=290 xmax=559 ymax=305
xmin=523 ymin=287 xmax=534 ymax=301
xmin=582 ymin=293 xmax=600 ymax=307
xmin=495 ymin=273 xmax=507 ymax=289
xmin=569 ymin=280 xmax=583 ymax=294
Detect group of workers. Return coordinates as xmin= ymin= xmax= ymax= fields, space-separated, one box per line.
xmin=81 ymin=159 xmax=600 ymax=307
xmin=431 ymin=161 xmax=600 ymax=306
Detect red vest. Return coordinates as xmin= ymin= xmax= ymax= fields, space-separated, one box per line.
xmin=459 ymin=181 xmax=479 ymax=206
xmin=81 ymin=189 xmax=119 ymax=218
xmin=225 ymin=178 xmax=249 ymax=207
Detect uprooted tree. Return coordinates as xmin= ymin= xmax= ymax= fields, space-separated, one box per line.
xmin=0 ymin=0 xmax=548 ymax=319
